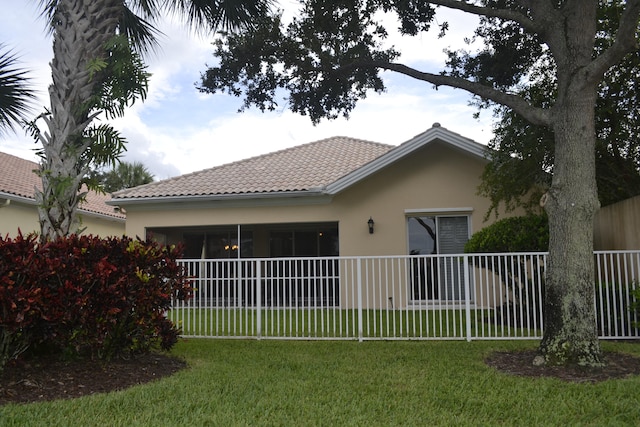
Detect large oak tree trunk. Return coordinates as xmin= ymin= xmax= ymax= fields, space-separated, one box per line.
xmin=539 ymin=85 xmax=603 ymax=366
xmin=35 ymin=0 xmax=120 ymax=241
xmin=532 ymin=1 xmax=606 ymax=367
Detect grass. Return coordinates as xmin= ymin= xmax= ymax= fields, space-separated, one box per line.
xmin=2 ymin=340 xmax=640 ymax=426
xmin=170 ymin=308 xmax=542 ymax=339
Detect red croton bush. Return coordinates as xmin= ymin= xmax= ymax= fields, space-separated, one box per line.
xmin=0 ymin=233 xmax=192 ymax=370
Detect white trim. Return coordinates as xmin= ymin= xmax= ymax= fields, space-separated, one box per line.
xmin=109 ymin=190 xmax=330 ymax=207
xmin=404 ymin=208 xmax=473 ymax=214
xmin=0 ymin=192 xmax=36 ymax=205
xmin=117 ymin=193 xmax=333 ymax=211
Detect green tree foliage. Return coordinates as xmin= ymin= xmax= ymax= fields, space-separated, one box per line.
xmin=479 ymin=3 xmax=640 ymax=216
xmin=197 ymin=1 xmax=640 ymax=367
xmin=91 ymin=161 xmax=155 ymax=193
xmin=0 ymin=46 xmax=34 ymax=136
xmin=32 ymin=0 xmax=273 ymax=240
xmin=464 ymin=214 xmax=548 ymax=330
xmin=464 ymin=214 xmax=549 ymax=253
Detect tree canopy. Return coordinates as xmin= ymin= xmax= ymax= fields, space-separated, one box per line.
xmin=479 ymin=2 xmax=640 ymax=216
xmin=198 ymin=0 xmax=640 ymax=367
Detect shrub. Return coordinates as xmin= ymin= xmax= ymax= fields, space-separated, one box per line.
xmin=0 ymin=234 xmax=193 ymax=370
xmin=464 ymin=215 xmax=548 ymax=328
xmin=0 ymin=233 xmax=43 ymax=369
xmin=464 ymin=214 xmax=549 ymax=253
xmin=597 ymin=281 xmax=638 ymax=337
xmin=629 ymin=284 xmax=640 ymax=332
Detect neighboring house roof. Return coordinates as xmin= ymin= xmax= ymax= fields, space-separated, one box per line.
xmin=111 ymin=124 xmax=488 ymax=205
xmin=0 ymin=151 xmax=125 ymax=220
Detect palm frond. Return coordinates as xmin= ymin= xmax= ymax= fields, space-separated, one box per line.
xmin=121 ymin=6 xmax=163 ymax=55
xmin=0 ymin=47 xmax=36 ymax=136
xmin=168 ymin=0 xmax=275 ymax=33
xmin=37 ymin=0 xmax=58 ymax=32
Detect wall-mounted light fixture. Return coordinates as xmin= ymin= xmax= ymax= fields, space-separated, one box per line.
xmin=368 ymin=217 xmax=375 ymax=234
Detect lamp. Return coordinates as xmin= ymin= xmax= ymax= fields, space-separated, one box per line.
xmin=368 ymin=217 xmax=375 ymax=234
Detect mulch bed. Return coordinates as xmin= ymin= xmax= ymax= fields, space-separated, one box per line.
xmin=0 ymin=352 xmax=187 ymax=405
xmin=486 ymin=350 xmax=640 ymax=383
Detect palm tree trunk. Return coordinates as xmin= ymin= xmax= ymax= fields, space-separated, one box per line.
xmin=36 ymin=0 xmax=121 ymax=240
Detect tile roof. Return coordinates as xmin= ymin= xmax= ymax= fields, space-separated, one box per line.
xmin=0 ymin=151 xmax=125 ymax=219
xmin=113 ymin=136 xmax=393 ymax=199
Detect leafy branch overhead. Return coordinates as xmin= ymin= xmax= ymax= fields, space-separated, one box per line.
xmin=201 ymin=0 xmax=634 ymax=126
xmin=201 ymin=8 xmax=396 ymax=123
xmin=480 ymin=2 xmax=640 ymax=216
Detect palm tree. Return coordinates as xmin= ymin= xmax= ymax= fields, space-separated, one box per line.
xmin=33 ymin=0 xmax=273 ymax=240
xmin=0 ymin=47 xmax=34 ymax=136
xmin=92 ymin=161 xmax=155 ymax=193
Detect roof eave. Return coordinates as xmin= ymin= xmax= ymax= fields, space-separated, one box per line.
xmin=108 ymin=189 xmax=329 ymax=207
xmin=1 ymin=191 xmax=125 ymax=221
xmin=0 ymin=192 xmax=36 ymax=206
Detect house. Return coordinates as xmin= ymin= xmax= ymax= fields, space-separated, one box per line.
xmin=0 ymin=151 xmax=125 ymax=237
xmin=111 ymin=124 xmax=510 ymax=259
xmin=110 ymin=123 xmax=525 ymax=312
xmin=107 ymin=125 xmax=638 ymax=332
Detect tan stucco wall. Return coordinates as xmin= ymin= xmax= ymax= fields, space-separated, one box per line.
xmin=124 ymin=141 xmax=504 ymax=256
xmin=0 ymin=200 xmax=125 ymax=238
xmin=77 ymin=214 xmax=126 ymax=237
xmin=332 ymin=142 xmax=494 ymax=256
xmin=0 ymin=202 xmax=40 ymax=236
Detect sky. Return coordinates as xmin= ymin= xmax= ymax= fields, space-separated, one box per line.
xmin=0 ymin=1 xmax=494 ymax=180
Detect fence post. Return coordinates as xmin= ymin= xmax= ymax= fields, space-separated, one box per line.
xmin=357 ymin=258 xmax=363 ymax=342
xmin=464 ymin=255 xmax=472 ymax=342
xmin=256 ymin=260 xmax=262 ymax=340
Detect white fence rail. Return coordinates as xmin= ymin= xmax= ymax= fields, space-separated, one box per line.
xmin=170 ymin=251 xmax=640 ymax=341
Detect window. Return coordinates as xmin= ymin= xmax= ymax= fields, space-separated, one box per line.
xmin=183 ymin=229 xmax=253 ymax=259
xmin=267 ymin=223 xmax=340 ymax=307
xmin=407 ymin=215 xmax=469 ymax=301
xmin=269 ymin=224 xmax=339 ymax=257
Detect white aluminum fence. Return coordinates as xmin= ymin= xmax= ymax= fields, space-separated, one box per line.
xmin=170 ymin=251 xmax=640 ymax=341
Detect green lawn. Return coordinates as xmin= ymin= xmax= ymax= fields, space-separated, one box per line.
xmin=2 ymin=340 xmax=639 ymax=426
xmin=170 ymin=308 xmax=542 ymax=339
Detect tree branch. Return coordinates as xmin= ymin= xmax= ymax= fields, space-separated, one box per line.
xmin=365 ymin=60 xmax=552 ymax=127
xmin=425 ymin=0 xmax=541 ymax=35
xmin=586 ymin=0 xmax=640 ymax=84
